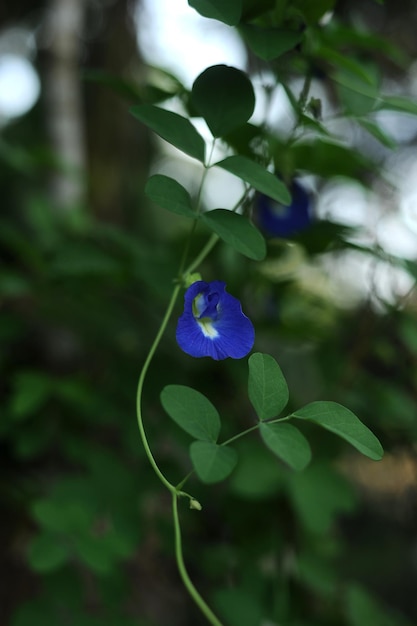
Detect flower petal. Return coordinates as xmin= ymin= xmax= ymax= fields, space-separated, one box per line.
xmin=176 ymin=280 xmax=255 ymax=360
xmin=256 ymin=179 xmax=313 ymax=238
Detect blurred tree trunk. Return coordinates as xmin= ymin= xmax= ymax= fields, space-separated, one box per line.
xmin=40 ymin=0 xmax=151 ymax=223
xmin=83 ymin=0 xmax=152 ymax=224
xmin=44 ymin=0 xmax=87 ymax=212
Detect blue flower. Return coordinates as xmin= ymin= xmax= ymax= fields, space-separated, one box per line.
xmin=256 ymin=179 xmax=313 ymax=238
xmin=176 ymin=280 xmax=255 ymax=360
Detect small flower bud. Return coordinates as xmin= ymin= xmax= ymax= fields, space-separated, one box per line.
xmin=189 ymin=498 xmax=202 ymax=511
xmin=184 ymin=272 xmax=202 ymax=288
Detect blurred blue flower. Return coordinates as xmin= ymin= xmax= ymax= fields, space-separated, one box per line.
xmin=256 ymin=179 xmax=313 ymax=238
xmin=176 ymin=280 xmax=255 ymax=360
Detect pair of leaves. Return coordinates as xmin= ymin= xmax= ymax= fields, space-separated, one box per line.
xmin=188 ymin=0 xmax=305 ymax=60
xmin=131 ymin=64 xmax=255 ymax=150
xmin=248 ymin=353 xmax=383 ymax=469
xmin=188 ymin=0 xmax=335 ymax=29
xmin=145 ymin=154 xmax=290 ymax=207
xmin=248 ymin=353 xmax=311 ymax=470
xmin=161 ymin=385 xmax=237 ymax=483
xmin=144 ymin=172 xmax=269 ymax=261
xmin=144 ymin=154 xmax=292 ymax=261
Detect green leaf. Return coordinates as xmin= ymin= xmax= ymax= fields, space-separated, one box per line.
xmin=358 ymin=118 xmax=397 ymax=149
xmin=248 ymin=352 xmax=289 ymax=420
xmin=145 ymin=175 xmax=196 ymax=218
xmin=260 ymin=422 xmax=312 ymax=471
xmin=216 ymin=155 xmax=291 ymax=204
xmin=337 ymin=83 xmax=377 ymax=116
xmin=28 ymin=532 xmax=70 ymax=573
xmin=202 ymin=209 xmax=266 ymax=260
xmin=191 ymin=65 xmax=255 ymax=137
xmin=332 ymin=69 xmax=379 ymax=100
xmin=378 ymin=94 xmax=417 ymax=116
xmin=318 ymin=46 xmax=377 ymax=86
xmin=83 ymin=67 xmax=183 ymax=104
xmin=239 ymin=25 xmax=303 ymax=61
xmin=188 ymin=0 xmax=242 ymax=25
xmin=293 ymin=401 xmax=384 ymax=460
xmin=130 ymin=104 xmax=205 ymax=162
xmin=161 ymin=385 xmax=221 ymax=442
xmin=190 ymin=441 xmax=237 ymax=483
xmin=11 ymin=371 xmax=51 ymax=421
xmin=241 ymin=0 xmax=275 ymax=21
xmin=31 ymin=498 xmax=93 ymax=534
xmin=288 ymin=139 xmax=373 ymax=178
xmin=74 ymin=534 xmax=113 ymax=574
xmin=292 ymin=0 xmax=336 ymax=24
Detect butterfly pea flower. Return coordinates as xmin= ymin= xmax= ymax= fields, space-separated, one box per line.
xmin=256 ymin=179 xmax=313 ymax=238
xmin=176 ymin=280 xmax=255 ymax=360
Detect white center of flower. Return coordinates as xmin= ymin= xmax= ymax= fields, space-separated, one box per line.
xmin=271 ymin=202 xmax=290 ymax=218
xmin=197 ymin=317 xmax=219 ymax=338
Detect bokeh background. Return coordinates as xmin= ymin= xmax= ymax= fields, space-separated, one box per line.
xmin=1 ymin=1 xmax=417 ymax=625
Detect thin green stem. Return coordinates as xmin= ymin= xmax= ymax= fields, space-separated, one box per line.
xmin=182 ymin=187 xmax=251 ymax=277
xmin=177 ymin=139 xmax=217 ymax=279
xmin=135 ymin=285 xmax=182 ymax=493
xmin=176 ymin=471 xmax=195 ymax=491
xmin=184 ymin=233 xmax=219 ymax=275
xmin=221 ymin=415 xmax=292 ymax=447
xmin=221 ymin=423 xmax=260 ymax=447
xmin=176 ymin=415 xmax=294 ymax=494
xmin=172 ymin=492 xmax=225 ymax=626
xmin=298 ymin=72 xmax=312 ymax=113
xmin=178 ymin=219 xmax=199 ymax=279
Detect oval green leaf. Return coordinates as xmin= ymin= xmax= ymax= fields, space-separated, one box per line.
xmin=248 ymin=352 xmax=289 ymax=420
xmin=215 ymin=155 xmax=291 ymax=204
xmin=130 ymin=104 xmax=205 ymax=162
xmin=11 ymin=371 xmax=51 ymax=421
xmin=145 ymin=175 xmax=196 ymax=218
xmin=260 ymin=422 xmax=312 ymax=471
xmin=161 ymin=385 xmax=220 ymax=442
xmin=28 ymin=531 xmax=70 ymax=573
xmin=191 ymin=65 xmax=255 ymax=137
xmin=202 ymin=209 xmax=266 ymax=260
xmin=188 ymin=0 xmax=242 ymax=25
xmin=190 ymin=441 xmax=238 ymax=483
xmin=378 ymin=94 xmax=417 ymax=116
xmin=292 ymin=401 xmax=384 ymax=460
xmin=239 ymin=25 xmax=303 ymax=61
xmin=358 ymin=119 xmax=397 ymax=149
xmin=289 ymin=139 xmax=372 ymax=178
xmin=31 ymin=498 xmax=93 ymax=534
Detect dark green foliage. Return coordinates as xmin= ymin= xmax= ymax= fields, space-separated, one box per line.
xmin=191 ymin=65 xmax=255 ymax=137
xmin=3 ymin=1 xmax=417 ymax=625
